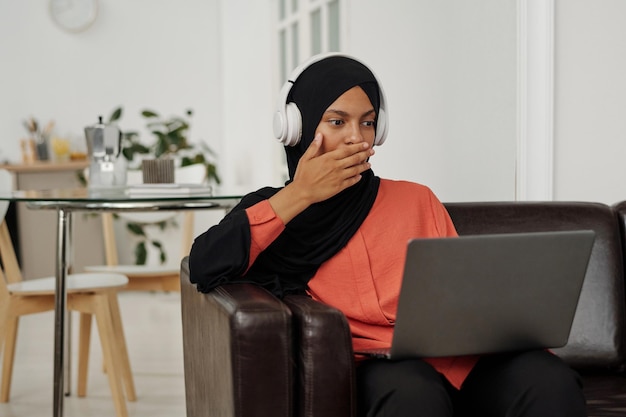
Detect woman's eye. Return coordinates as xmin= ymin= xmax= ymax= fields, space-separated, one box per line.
xmin=329 ymin=119 xmax=343 ymax=126
xmin=362 ymin=120 xmax=376 ymax=127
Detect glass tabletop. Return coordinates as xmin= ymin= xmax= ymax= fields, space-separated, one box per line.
xmin=0 ymin=187 xmax=242 ymax=211
xmin=0 ymin=185 xmax=242 ymax=417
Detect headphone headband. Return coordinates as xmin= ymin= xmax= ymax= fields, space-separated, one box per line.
xmin=273 ymin=52 xmax=388 ymax=146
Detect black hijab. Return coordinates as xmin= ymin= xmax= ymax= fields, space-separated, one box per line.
xmin=238 ymin=56 xmax=382 ymax=297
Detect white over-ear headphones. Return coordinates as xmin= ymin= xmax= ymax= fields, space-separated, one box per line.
xmin=272 ymin=52 xmax=389 ymax=147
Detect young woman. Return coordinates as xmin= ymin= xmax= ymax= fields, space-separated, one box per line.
xmin=188 ymin=53 xmax=587 ymax=416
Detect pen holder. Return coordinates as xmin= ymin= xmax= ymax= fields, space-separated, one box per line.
xmin=142 ymin=159 xmax=174 ymax=183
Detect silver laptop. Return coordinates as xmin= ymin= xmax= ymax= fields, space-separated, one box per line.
xmin=356 ymin=230 xmax=595 ymax=360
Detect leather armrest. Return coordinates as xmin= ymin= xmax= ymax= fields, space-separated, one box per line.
xmin=283 ymin=294 xmax=356 ymax=417
xmin=180 ymin=257 xmax=293 ymax=417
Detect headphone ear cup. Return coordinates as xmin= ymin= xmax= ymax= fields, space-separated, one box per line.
xmin=283 ymin=102 xmax=303 ymax=146
xmin=374 ymin=108 xmax=388 ymax=146
xmin=273 ymin=110 xmax=287 ymax=143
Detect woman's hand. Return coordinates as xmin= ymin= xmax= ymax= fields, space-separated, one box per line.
xmin=294 ymin=132 xmax=374 ymax=202
xmin=269 ymin=133 xmax=374 ymax=224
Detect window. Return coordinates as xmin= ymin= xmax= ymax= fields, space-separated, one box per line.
xmin=273 ymin=0 xmax=345 ymax=183
xmin=275 ymin=0 xmax=344 ymax=83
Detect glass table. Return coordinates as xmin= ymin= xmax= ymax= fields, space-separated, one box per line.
xmin=0 ymin=187 xmax=241 ymax=417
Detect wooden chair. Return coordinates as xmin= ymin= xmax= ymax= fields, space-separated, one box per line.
xmin=85 ymin=164 xmax=206 ymax=292
xmin=0 ymin=169 xmax=136 ymax=417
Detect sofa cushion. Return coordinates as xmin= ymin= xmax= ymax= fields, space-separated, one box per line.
xmin=283 ymin=294 xmax=356 ymax=417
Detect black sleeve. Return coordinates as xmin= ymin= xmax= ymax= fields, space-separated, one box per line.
xmin=187 ymin=187 xmax=280 ymax=293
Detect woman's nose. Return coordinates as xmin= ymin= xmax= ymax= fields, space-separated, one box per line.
xmin=347 ymin=123 xmax=363 ymax=143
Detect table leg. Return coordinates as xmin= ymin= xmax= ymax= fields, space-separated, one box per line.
xmin=64 ymin=213 xmax=73 ymax=397
xmin=64 ymin=313 xmax=71 ymax=397
xmin=53 ymin=208 xmax=71 ymax=417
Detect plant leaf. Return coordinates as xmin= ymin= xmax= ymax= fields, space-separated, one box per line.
xmin=75 ymin=170 xmax=87 ymax=187
xmin=122 ymin=148 xmax=133 ymax=161
xmin=126 ymin=222 xmax=146 ymax=237
xmin=207 ymin=163 xmax=220 ymax=184
xmin=142 ymin=109 xmax=159 ymax=118
xmin=135 ymin=242 xmax=147 ymax=265
xmin=149 ymin=241 xmax=167 ymax=264
xmin=109 ymin=107 xmax=123 ymax=123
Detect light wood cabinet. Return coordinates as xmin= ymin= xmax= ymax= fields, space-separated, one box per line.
xmin=1 ymin=161 xmax=105 ymax=280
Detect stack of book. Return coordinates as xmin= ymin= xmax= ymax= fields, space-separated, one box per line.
xmin=126 ymin=183 xmax=213 ymax=197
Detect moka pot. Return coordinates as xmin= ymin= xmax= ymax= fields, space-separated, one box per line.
xmin=84 ymin=116 xmax=126 ymax=188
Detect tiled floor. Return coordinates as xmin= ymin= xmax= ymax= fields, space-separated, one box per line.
xmin=0 ymin=291 xmax=186 ymax=417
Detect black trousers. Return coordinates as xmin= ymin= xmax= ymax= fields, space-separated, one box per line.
xmin=356 ymin=350 xmax=587 ymax=417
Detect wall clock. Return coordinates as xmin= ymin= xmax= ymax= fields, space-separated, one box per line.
xmin=49 ymin=0 xmax=99 ymax=33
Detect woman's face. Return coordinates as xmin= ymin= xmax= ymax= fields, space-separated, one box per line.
xmin=314 ymin=86 xmax=376 ymax=154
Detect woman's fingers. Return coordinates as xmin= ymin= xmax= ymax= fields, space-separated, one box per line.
xmin=292 ymin=134 xmax=374 ymax=202
xmin=301 ymin=133 xmax=323 ymax=161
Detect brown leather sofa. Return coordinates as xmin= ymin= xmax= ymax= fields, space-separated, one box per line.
xmin=181 ymin=201 xmax=626 ymax=417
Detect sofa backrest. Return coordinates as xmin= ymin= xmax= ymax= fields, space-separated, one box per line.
xmin=444 ymin=201 xmax=626 ymax=370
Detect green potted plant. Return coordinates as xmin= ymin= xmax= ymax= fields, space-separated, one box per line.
xmin=109 ymin=107 xmax=220 ymax=184
xmin=107 ymin=106 xmax=220 ymax=265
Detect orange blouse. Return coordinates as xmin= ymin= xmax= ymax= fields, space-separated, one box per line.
xmin=245 ymin=179 xmax=478 ymax=389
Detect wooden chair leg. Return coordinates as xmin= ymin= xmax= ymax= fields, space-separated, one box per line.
xmin=0 ymin=317 xmax=18 ymax=403
xmin=93 ymin=293 xmax=128 ymax=417
xmin=0 ymin=297 xmax=8 ymax=362
xmin=77 ymin=312 xmax=92 ymax=397
xmin=107 ymin=293 xmax=136 ymax=401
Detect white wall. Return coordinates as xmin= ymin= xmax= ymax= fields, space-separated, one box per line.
xmin=216 ymin=0 xmax=277 ymax=195
xmin=345 ymin=0 xmax=518 ymax=202
xmin=0 ymin=0 xmax=221 ymax=166
xmin=0 ymin=0 xmax=224 ymax=266
xmin=553 ymin=0 xmax=626 ymax=205
xmin=216 ymin=0 xmax=519 ymax=202
xmin=221 ymin=0 xmax=626 ymax=206
xmin=3 ymin=1 xmax=626 ymax=208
